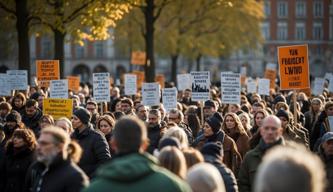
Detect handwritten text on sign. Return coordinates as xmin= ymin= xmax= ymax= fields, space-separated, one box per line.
xmin=36 ymin=60 xmax=60 ymax=88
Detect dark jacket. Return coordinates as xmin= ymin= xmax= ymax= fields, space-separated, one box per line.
xmin=83 ymin=153 xmax=191 ymax=192
xmin=25 ymin=155 xmax=89 ymax=192
xmin=71 ymin=124 xmax=111 ymax=178
xmin=318 ymin=148 xmax=333 ymax=192
xmin=238 ymin=138 xmax=285 ymax=192
xmin=178 ymin=122 xmax=194 ymax=145
xmin=204 ymin=155 xmax=238 ymax=192
xmin=3 ymin=124 xmax=21 ymax=143
xmin=311 ymin=111 xmax=330 ymax=150
xmin=0 ymin=145 xmax=35 ymax=192
xmin=22 ymin=108 xmax=43 ymax=136
xmin=147 ymin=124 xmax=164 ymax=154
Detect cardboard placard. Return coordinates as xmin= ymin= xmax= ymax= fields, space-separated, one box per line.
xmin=131 ymin=51 xmax=146 ymax=65
xmin=177 ymin=74 xmax=192 ymax=91
xmin=278 ymin=45 xmax=310 ymax=90
xmin=155 ymin=74 xmax=165 ymax=89
xmin=247 ymin=79 xmax=257 ymax=93
xmin=0 ymin=74 xmax=11 ymax=96
xmin=93 ymin=73 xmax=110 ymax=102
xmin=124 ymin=74 xmax=137 ymax=95
xmin=221 ymin=72 xmax=241 ymax=104
xmin=190 ymin=71 xmax=210 ymax=101
xmin=7 ymin=70 xmax=28 ymax=90
xmin=258 ymin=78 xmax=270 ymax=96
xmin=36 ymin=60 xmax=60 ymax=88
xmin=162 ymin=88 xmax=178 ymax=111
xmin=264 ymin=69 xmax=277 ymax=89
xmin=67 ymin=76 xmax=80 ymax=92
xmin=142 ymin=83 xmax=160 ymax=106
xmin=50 ymin=80 xmax=68 ymax=99
xmin=43 ymin=98 xmax=73 ymax=120
xmin=132 ymin=70 xmax=145 ymax=89
xmin=313 ymin=78 xmax=325 ymax=96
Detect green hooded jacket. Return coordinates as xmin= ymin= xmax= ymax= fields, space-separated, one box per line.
xmin=83 ymin=153 xmax=191 ymax=192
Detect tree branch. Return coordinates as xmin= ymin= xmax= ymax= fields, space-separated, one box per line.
xmin=63 ymin=0 xmax=95 ymax=24
xmin=0 ymin=1 xmax=16 ymax=15
xmin=153 ymin=0 xmax=171 ymax=22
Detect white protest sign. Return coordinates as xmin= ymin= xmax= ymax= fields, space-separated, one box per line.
xmin=7 ymin=70 xmax=28 ymax=90
xmin=324 ymin=73 xmax=333 ymax=80
xmin=162 ymin=88 xmax=178 ymax=111
xmin=240 ymin=67 xmax=247 ymax=76
xmin=0 ymin=74 xmax=10 ymax=96
xmin=313 ymin=78 xmax=325 ymax=96
xmin=329 ymin=116 xmax=333 ymax=132
xmin=247 ymin=79 xmax=257 ymax=93
xmin=329 ymin=77 xmax=333 ymax=93
xmin=221 ymin=72 xmax=241 ymax=104
xmin=93 ymin=73 xmax=110 ymax=102
xmin=142 ymin=83 xmax=160 ymax=106
xmin=266 ymin=63 xmax=277 ymax=70
xmin=190 ymin=71 xmax=210 ymax=101
xmin=177 ymin=74 xmax=192 ymax=91
xmin=258 ymin=78 xmax=270 ymax=95
xmin=124 ymin=74 xmax=137 ymax=95
xmin=50 ymin=80 xmax=68 ymax=99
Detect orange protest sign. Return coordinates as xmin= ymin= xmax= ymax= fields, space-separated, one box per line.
xmin=132 ymin=70 xmax=145 ymax=89
xmin=278 ymin=45 xmax=310 ymax=90
xmin=155 ymin=74 xmax=165 ymax=89
xmin=67 ymin=76 xmax=80 ymax=92
xmin=131 ymin=51 xmax=146 ymax=65
xmin=36 ymin=60 xmax=60 ymax=88
xmin=264 ymin=69 xmax=277 ymax=89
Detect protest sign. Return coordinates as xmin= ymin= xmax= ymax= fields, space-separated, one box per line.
xmin=155 ymin=74 xmax=165 ymax=89
xmin=0 ymin=74 xmax=10 ymax=96
xmin=190 ymin=71 xmax=210 ymax=101
xmin=247 ymin=79 xmax=257 ymax=93
xmin=132 ymin=70 xmax=145 ymax=89
xmin=266 ymin=63 xmax=277 ymax=70
xmin=124 ymin=74 xmax=137 ymax=95
xmin=7 ymin=70 xmax=28 ymax=90
xmin=177 ymin=74 xmax=192 ymax=91
xmin=162 ymin=88 xmax=178 ymax=111
xmin=93 ymin=73 xmax=110 ymax=102
xmin=50 ymin=79 xmax=68 ymax=99
xmin=131 ymin=51 xmax=146 ymax=65
xmin=329 ymin=116 xmax=333 ymax=132
xmin=313 ymin=78 xmax=325 ymax=96
xmin=67 ymin=76 xmax=80 ymax=92
xmin=278 ymin=44 xmax=310 ymax=90
xmin=43 ymin=98 xmax=73 ymax=120
xmin=324 ymin=73 xmax=333 ymax=81
xmin=329 ymin=77 xmax=333 ymax=93
xmin=264 ymin=63 xmax=277 ymax=89
xmin=221 ymin=72 xmax=241 ymax=104
xmin=36 ymin=60 xmax=60 ymax=87
xmin=142 ymin=83 xmax=160 ymax=106
xmin=258 ymin=78 xmax=270 ymax=95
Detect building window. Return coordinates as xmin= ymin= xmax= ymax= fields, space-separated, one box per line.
xmin=94 ymin=42 xmax=104 ymax=58
xmin=313 ymin=1 xmax=323 ymax=17
xmin=295 ymin=23 xmax=306 ymax=40
xmin=261 ymin=22 xmax=270 ymax=40
xmin=41 ymin=37 xmax=52 ymax=58
xmin=75 ymin=45 xmax=85 ymax=58
xmin=295 ymin=1 xmax=306 ymax=17
xmin=277 ymin=22 xmax=288 ymax=40
xmin=313 ymin=22 xmax=323 ymax=40
xmin=277 ymin=1 xmax=288 ymax=18
xmin=264 ymin=1 xmax=271 ymax=17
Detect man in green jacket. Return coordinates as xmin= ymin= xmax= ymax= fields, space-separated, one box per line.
xmin=83 ymin=116 xmax=191 ymax=192
xmin=238 ymin=115 xmax=285 ymax=192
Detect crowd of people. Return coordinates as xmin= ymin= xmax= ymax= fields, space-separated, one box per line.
xmin=0 ymin=80 xmax=332 ymax=192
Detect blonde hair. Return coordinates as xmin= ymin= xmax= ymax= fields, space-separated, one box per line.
xmin=158 ymin=146 xmax=187 ymax=179
xmin=222 ymin=113 xmax=247 ymax=135
xmin=182 ymin=147 xmax=204 ymax=169
xmin=254 ymin=143 xmax=326 ymax=192
xmin=162 ymin=126 xmax=188 ymax=149
xmin=238 ymin=113 xmax=251 ymax=131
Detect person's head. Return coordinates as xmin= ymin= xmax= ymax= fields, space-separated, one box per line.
xmin=111 ymin=87 xmax=120 ymax=98
xmin=228 ymin=104 xmax=241 ymax=113
xmin=148 ymin=109 xmax=161 ymax=128
xmin=135 ymin=104 xmax=148 ymax=121
xmin=201 ymin=142 xmax=223 ymax=163
xmin=222 ymin=113 xmax=247 ymax=135
xmin=275 ymin=101 xmax=289 ymax=112
xmin=37 ymin=126 xmax=82 ymax=165
xmin=6 ymin=128 xmax=36 ymax=150
xmin=275 ymin=109 xmax=290 ymax=129
xmin=310 ymin=98 xmax=323 ymax=112
xmin=25 ymin=99 xmax=39 ymax=117
xmin=183 ymin=89 xmax=191 ymax=99
xmin=39 ymin=114 xmax=55 ymax=130
xmin=121 ymin=98 xmax=133 ymax=114
xmin=37 ymin=92 xmax=47 ymax=109
xmin=71 ymin=107 xmax=91 ymax=130
xmin=71 ymin=95 xmax=81 ymax=108
xmin=77 ymin=93 xmax=85 ymax=105
xmin=320 ymin=132 xmax=333 ymax=156
xmin=241 ymin=95 xmax=249 ymax=105
xmin=158 ymin=146 xmax=187 ymax=179
xmin=5 ymin=110 xmax=22 ymax=129
xmin=254 ymin=110 xmax=268 ymax=128
xmin=55 ymin=117 xmax=73 ymax=134
xmin=186 ymin=163 xmax=225 ymax=192
xmin=254 ymin=144 xmax=325 ymax=192
xmin=86 ymin=101 xmax=98 ymax=115
xmin=204 ymin=116 xmax=222 ymax=137
xmin=252 ymin=102 xmax=265 ymax=114
xmin=96 ymin=115 xmax=115 ymax=136
xmin=182 ymin=147 xmax=204 ymax=169
xmin=204 ymin=100 xmax=217 ymax=119
xmin=162 ymin=126 xmax=189 ymax=149
xmin=111 ymin=117 xmax=148 ymax=154
xmin=324 ymin=101 xmax=333 ymax=116
xmin=12 ymin=92 xmax=26 ymax=108
xmin=260 ymin=115 xmax=283 ymax=144
xmin=238 ymin=112 xmax=251 ymax=131
xmin=168 ymin=108 xmax=184 ymax=124
xmin=0 ymin=102 xmax=12 ymax=117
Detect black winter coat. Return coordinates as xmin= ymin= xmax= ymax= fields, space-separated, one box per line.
xmin=71 ymin=124 xmax=111 ymax=178
xmin=22 ymin=108 xmax=43 ymax=136
xmin=25 ymin=155 xmax=89 ymax=192
xmin=0 ymin=145 xmax=35 ymax=192
xmin=147 ymin=124 xmax=163 ymax=154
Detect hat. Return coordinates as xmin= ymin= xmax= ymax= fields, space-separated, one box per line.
xmin=212 ymin=112 xmax=223 ymax=123
xmin=204 ymin=100 xmax=216 ymax=109
xmin=273 ymin=95 xmax=286 ymax=105
xmin=321 ymin=132 xmax=333 ymax=144
xmin=275 ymin=109 xmax=289 ymax=121
xmin=206 ymin=116 xmax=221 ymax=133
xmin=6 ymin=110 xmax=21 ymax=123
xmin=201 ymin=142 xmax=223 ymax=160
xmin=73 ymin=107 xmax=91 ymax=124
xmin=158 ymin=137 xmax=181 ymax=151
xmin=30 ymin=92 xmax=41 ymax=101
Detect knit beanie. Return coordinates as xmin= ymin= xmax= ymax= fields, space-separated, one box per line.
xmin=73 ymin=107 xmax=91 ymax=124
xmin=158 ymin=137 xmax=181 ymax=151
xmin=273 ymin=95 xmax=286 ymax=105
xmin=6 ymin=110 xmax=21 ymax=123
xmin=206 ymin=116 xmax=222 ymax=133
xmin=201 ymin=142 xmax=224 ymax=159
xmin=275 ymin=109 xmax=289 ymax=121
